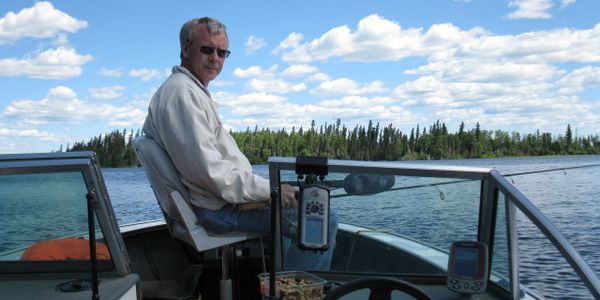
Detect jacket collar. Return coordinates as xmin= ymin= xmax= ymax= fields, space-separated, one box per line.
xmin=172 ymin=65 xmax=211 ymax=97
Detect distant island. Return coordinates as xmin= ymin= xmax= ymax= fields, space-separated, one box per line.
xmin=64 ymin=119 xmax=600 ymax=168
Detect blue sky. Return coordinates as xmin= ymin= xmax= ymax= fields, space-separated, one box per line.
xmin=1 ymin=0 xmax=599 ymax=153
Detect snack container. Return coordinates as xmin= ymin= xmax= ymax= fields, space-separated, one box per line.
xmin=258 ymin=271 xmax=326 ymax=300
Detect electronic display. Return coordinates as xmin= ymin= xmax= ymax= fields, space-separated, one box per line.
xmin=298 ymin=184 xmax=329 ymax=250
xmin=454 ymin=247 xmax=480 ymax=278
xmin=304 ymin=218 xmax=323 ymax=244
xmin=447 ymin=241 xmax=489 ymax=294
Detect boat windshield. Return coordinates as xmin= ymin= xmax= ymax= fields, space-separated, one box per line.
xmin=268 ymin=157 xmax=600 ymax=299
xmin=0 ymin=153 xmax=121 ymax=274
xmin=271 ymin=159 xmax=492 ymax=278
xmin=281 ymin=169 xmax=481 ymax=275
xmin=0 ymin=171 xmax=109 ymax=261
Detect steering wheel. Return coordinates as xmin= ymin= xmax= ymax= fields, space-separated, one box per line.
xmin=322 ymin=276 xmax=433 ymax=300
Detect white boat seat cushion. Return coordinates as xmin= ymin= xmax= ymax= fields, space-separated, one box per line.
xmin=133 ymin=135 xmax=250 ymax=252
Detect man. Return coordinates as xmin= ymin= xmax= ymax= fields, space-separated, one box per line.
xmin=143 ymin=17 xmax=337 ymax=270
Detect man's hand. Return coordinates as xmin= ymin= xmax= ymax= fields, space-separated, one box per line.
xmin=280 ymin=184 xmax=298 ymax=209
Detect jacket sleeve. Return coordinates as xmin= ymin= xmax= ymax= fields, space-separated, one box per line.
xmin=155 ymin=81 xmax=270 ymax=204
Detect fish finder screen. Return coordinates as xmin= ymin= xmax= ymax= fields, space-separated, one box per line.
xmin=454 ymin=247 xmax=479 ymax=278
xmin=305 ymin=217 xmax=323 ymax=244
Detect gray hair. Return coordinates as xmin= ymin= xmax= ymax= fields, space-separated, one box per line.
xmin=179 ymin=17 xmax=227 ymax=43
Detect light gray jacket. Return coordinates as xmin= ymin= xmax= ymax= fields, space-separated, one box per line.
xmin=143 ymin=66 xmax=270 ymax=210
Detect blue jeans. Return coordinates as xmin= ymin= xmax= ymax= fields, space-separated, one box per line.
xmin=194 ymin=204 xmax=338 ymax=271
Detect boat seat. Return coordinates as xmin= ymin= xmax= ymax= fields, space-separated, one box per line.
xmin=132 ymin=135 xmax=252 ymax=252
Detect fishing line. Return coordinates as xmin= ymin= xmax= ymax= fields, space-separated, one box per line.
xmin=329 ymin=179 xmax=469 ymax=199
xmin=327 ymin=162 xmax=600 ymax=199
xmin=503 ymin=163 xmax=600 ymax=177
xmin=434 ymin=185 xmax=445 ymax=201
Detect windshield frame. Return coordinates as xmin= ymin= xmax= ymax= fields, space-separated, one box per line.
xmin=267 ymin=156 xmax=600 ymax=299
xmin=0 ymin=152 xmax=130 ymax=277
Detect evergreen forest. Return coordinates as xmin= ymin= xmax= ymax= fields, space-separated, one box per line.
xmin=65 ymin=120 xmax=600 ymax=167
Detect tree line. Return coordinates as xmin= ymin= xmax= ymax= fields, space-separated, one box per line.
xmin=65 ymin=120 xmax=600 ymax=167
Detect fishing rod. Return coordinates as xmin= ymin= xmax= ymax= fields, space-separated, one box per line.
xmin=283 ymin=162 xmax=600 ymax=199
xmin=503 ymin=163 xmax=600 ymax=177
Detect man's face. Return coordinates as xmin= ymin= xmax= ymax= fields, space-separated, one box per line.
xmin=181 ymin=25 xmax=228 ymax=87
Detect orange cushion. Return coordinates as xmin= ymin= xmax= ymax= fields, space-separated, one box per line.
xmin=21 ymin=237 xmax=111 ymax=261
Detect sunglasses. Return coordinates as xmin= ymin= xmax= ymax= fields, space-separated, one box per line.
xmin=189 ymin=42 xmax=231 ymax=58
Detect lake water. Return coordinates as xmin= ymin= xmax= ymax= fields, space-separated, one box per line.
xmin=101 ymin=155 xmax=600 ymax=300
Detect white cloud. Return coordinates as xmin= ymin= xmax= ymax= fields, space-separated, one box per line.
xmin=459 ymin=25 xmax=600 ymax=64
xmin=241 ymin=15 xmax=600 ymax=134
xmin=273 ymin=14 xmax=600 ymax=66
xmin=274 ymin=15 xmax=483 ymax=63
xmin=0 ymin=47 xmax=93 ymax=79
xmin=561 ymin=0 xmax=576 ymax=7
xmin=306 ymin=72 xmax=330 ymax=82
xmin=48 ymin=85 xmax=77 ymax=99
xmin=392 ymin=74 xmax=552 ymax=109
xmin=390 ymin=66 xmax=595 ymax=132
xmin=3 ymin=86 xmax=146 ymax=127
xmin=247 ymin=78 xmax=307 ymax=94
xmin=89 ymin=85 xmax=126 ymax=99
xmin=234 ymin=65 xmax=278 ymax=78
xmin=406 ymin=59 xmax=561 ymax=83
xmin=556 ymin=66 xmax=600 ymax=94
xmin=211 ymin=80 xmax=235 ymax=87
xmin=244 ymin=35 xmax=267 ymax=54
xmin=0 ymin=1 xmax=88 ymax=44
xmin=234 ymin=66 xmax=262 ymax=78
xmin=52 ymin=33 xmax=69 ymax=46
xmin=214 ymin=91 xmax=286 ymax=107
xmin=277 ymin=102 xmax=395 ymax=125
xmin=312 ymin=78 xmax=388 ymax=96
xmin=281 ymin=64 xmax=319 ymax=77
xmin=273 ymin=32 xmax=304 ymax=54
xmin=234 ymin=64 xmax=321 ymax=89
xmin=0 ymin=128 xmax=52 ymax=138
xmin=507 ymin=0 xmax=553 ymax=19
xmin=97 ymin=68 xmax=122 ymax=77
xmin=318 ymin=95 xmax=397 ymax=108
xmin=215 ymin=91 xmax=410 ymax=131
xmin=129 ymin=68 xmax=165 ymax=81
